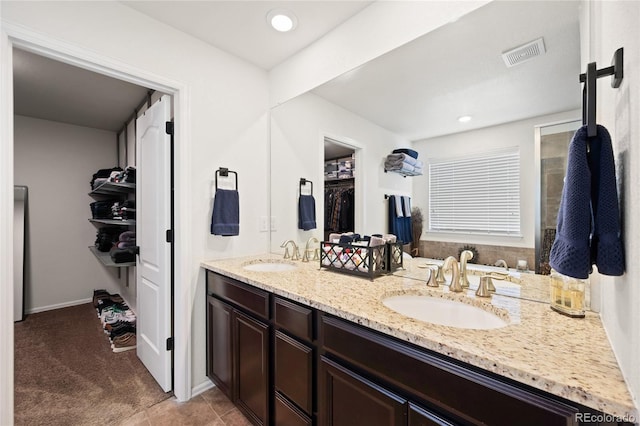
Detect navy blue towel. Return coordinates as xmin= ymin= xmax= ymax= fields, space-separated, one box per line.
xmin=211 ymin=189 xmax=239 ymax=236
xmin=392 ymin=148 xmax=419 ymax=159
xmin=388 ymin=195 xmax=412 ymax=244
xmin=549 ymin=125 xmax=624 ymax=279
xmin=298 ymin=195 xmax=316 ymax=231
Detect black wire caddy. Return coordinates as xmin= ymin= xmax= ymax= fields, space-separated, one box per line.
xmin=320 ymin=239 xmax=403 ymax=280
xmin=581 ymin=48 xmax=624 ymax=137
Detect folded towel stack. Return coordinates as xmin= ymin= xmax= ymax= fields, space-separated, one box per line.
xmin=384 ymin=149 xmax=423 ymax=175
xmin=110 ymin=231 xmax=138 ymax=263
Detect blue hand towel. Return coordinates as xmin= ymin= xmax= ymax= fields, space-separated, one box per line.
xmin=298 ymin=194 xmax=316 ymax=231
xmin=549 ymin=125 xmax=624 ymax=278
xmin=388 ymin=195 xmax=411 ymax=244
xmin=211 ymin=189 xmax=239 ymax=236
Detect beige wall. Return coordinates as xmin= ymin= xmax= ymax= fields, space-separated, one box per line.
xmin=13 ymin=115 xmax=123 ymax=312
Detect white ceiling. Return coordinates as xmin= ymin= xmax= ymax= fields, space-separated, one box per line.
xmin=13 ymin=1 xmax=582 ymax=141
xmin=13 ymin=49 xmax=151 ymax=132
xmin=120 ymin=1 xmax=373 ymax=70
xmin=13 ymin=1 xmax=371 ymax=131
xmin=312 ymin=0 xmax=582 ymax=141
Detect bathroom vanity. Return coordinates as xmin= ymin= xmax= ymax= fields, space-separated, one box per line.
xmin=202 ymin=255 xmax=637 ymax=426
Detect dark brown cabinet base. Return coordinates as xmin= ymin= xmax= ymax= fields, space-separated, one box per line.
xmin=206 ymin=273 xmax=270 ymax=425
xmin=319 ymin=356 xmax=406 ymax=426
xmin=206 ymin=270 xmax=621 ymax=426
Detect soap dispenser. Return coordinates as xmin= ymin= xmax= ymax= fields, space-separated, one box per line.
xmin=549 ymin=269 xmax=589 ymax=318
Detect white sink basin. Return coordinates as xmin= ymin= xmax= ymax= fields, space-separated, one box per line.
xmin=242 ymin=262 xmax=297 ymax=272
xmin=382 ymin=295 xmax=508 ymax=330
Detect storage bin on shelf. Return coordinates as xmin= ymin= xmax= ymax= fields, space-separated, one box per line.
xmin=320 ymin=240 xmax=403 ymax=279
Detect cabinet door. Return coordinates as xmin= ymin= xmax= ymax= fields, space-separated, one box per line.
xmin=235 ymin=310 xmax=270 ymax=425
xmin=408 ymin=403 xmax=455 ymax=426
xmin=319 ymin=356 xmax=407 ymax=426
xmin=276 ymin=394 xmax=312 ymax=426
xmin=207 ymin=296 xmax=233 ymax=397
xmin=275 ymin=330 xmax=313 ymax=415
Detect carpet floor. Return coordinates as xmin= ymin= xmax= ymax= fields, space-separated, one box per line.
xmin=14 ymin=303 xmax=171 ymax=426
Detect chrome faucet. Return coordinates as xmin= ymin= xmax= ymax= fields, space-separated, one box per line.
xmin=459 ymin=250 xmax=474 ymax=288
xmin=301 ymin=237 xmax=320 ymax=262
xmin=281 ymin=240 xmax=300 ymax=261
xmin=494 ymin=259 xmax=509 ymax=271
xmin=443 ymin=256 xmax=463 ymax=292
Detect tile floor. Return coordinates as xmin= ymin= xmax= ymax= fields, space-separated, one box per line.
xmin=119 ymin=387 xmax=252 ymax=426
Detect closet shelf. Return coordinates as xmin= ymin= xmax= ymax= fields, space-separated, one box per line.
xmin=88 ymin=246 xmax=135 ymax=268
xmin=384 ymin=168 xmax=423 ymax=177
xmin=89 ymin=218 xmax=136 ymax=226
xmin=90 ymin=181 xmax=135 ymax=196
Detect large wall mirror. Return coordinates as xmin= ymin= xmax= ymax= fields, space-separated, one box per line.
xmin=270 ymin=1 xmax=582 ymax=278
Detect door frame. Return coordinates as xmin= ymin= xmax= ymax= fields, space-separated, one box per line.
xmin=320 ymin=132 xmax=365 ymax=232
xmin=0 ymin=23 xmax=194 ymax=420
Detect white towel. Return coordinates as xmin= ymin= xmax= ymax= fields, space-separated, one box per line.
xmin=402 ymin=196 xmax=411 ymax=217
xmin=393 ymin=195 xmax=404 ymax=217
xmin=369 ymin=236 xmax=386 ymax=247
xmin=382 ymin=234 xmax=397 ymax=243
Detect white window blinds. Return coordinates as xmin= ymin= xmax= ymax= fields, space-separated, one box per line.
xmin=428 ymin=148 xmax=521 ymax=236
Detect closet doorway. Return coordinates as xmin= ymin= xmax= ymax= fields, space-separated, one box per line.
xmin=324 ymin=137 xmax=357 ymax=240
xmin=12 ymin=46 xmax=174 ymax=404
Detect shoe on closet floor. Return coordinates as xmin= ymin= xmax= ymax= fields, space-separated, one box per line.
xmin=93 ymin=289 xmax=111 ymax=308
xmin=103 ymin=311 xmax=136 ymax=325
xmin=111 ymin=333 xmax=136 ymax=353
xmin=104 ymin=319 xmax=136 ymax=333
xmin=109 ymin=325 xmax=136 ymax=340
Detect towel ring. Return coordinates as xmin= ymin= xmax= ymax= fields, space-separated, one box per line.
xmin=215 ymin=167 xmax=238 ymax=191
xmin=300 ymin=178 xmax=313 ymax=196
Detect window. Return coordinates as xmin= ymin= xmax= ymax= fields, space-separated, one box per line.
xmin=428 ymin=148 xmax=521 ymax=236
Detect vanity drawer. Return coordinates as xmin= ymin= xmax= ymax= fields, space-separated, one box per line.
xmin=206 ymin=271 xmax=269 ymax=320
xmin=275 ymin=330 xmax=313 ymax=415
xmin=273 ymin=296 xmax=314 ymax=341
xmin=275 ymin=394 xmax=312 ymax=426
xmin=320 ymin=314 xmax=579 ymax=426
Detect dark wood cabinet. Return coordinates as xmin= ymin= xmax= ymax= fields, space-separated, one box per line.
xmin=275 ymin=330 xmax=313 ymax=414
xmin=206 ymin=295 xmax=233 ymax=397
xmin=206 ymin=272 xmax=270 ymax=426
xmin=320 ymin=314 xmax=580 ymax=426
xmin=206 ymin=270 xmax=617 ymax=426
xmin=319 ymin=356 xmax=407 ymax=426
xmin=275 ymin=394 xmax=313 ymax=426
xmin=273 ymin=296 xmax=315 ymax=424
xmin=408 ymin=403 xmax=455 ymax=426
xmin=235 ymin=311 xmax=270 ymax=425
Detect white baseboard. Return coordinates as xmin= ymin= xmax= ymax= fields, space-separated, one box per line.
xmin=191 ymin=379 xmax=215 ymax=398
xmin=27 ymin=297 xmax=92 ymax=314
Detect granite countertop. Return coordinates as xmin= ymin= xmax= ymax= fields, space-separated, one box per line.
xmin=201 ymin=254 xmax=638 ymax=420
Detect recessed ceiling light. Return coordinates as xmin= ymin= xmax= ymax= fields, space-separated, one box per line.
xmin=267 ymin=9 xmax=297 ymax=32
xmin=458 ymin=115 xmax=472 ymax=123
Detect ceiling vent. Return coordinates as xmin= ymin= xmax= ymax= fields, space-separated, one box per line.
xmin=501 ymin=38 xmax=546 ymax=68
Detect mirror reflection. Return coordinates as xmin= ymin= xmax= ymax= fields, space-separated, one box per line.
xmin=270 ymin=1 xmax=582 ymax=301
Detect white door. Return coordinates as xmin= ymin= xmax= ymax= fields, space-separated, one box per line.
xmin=136 ymin=95 xmax=172 ymax=392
